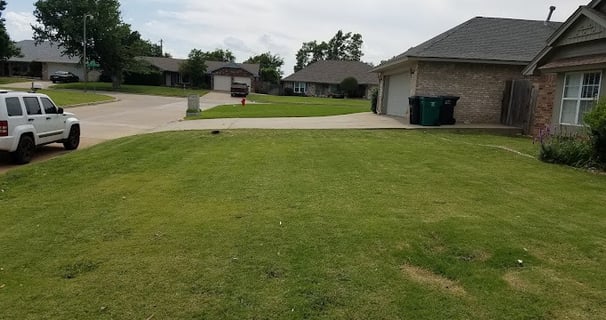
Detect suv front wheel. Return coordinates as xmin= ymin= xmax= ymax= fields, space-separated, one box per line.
xmin=12 ymin=135 xmax=35 ymax=164
xmin=63 ymin=125 xmax=80 ymax=150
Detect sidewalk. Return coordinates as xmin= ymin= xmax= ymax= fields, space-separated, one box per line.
xmin=155 ymin=112 xmax=521 ymax=134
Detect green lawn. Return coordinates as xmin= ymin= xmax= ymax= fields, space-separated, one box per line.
xmin=52 ymin=82 xmax=209 ymax=98
xmin=190 ymin=94 xmax=371 ymax=119
xmin=41 ymin=90 xmax=115 ymax=107
xmin=0 ymin=87 xmax=114 ymax=107
xmin=191 ymin=103 xmax=369 ymax=119
xmin=0 ymin=77 xmax=31 ymax=84
xmin=1 ymin=131 xmax=605 ymax=319
xmin=247 ymin=93 xmax=369 ymax=107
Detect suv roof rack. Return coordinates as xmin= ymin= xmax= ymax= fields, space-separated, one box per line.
xmin=0 ymin=90 xmax=11 ymax=94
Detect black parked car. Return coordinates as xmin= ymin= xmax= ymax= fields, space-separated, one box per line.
xmin=50 ymin=71 xmax=80 ymax=83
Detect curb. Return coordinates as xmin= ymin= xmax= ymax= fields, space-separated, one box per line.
xmin=64 ymin=98 xmax=120 ymax=108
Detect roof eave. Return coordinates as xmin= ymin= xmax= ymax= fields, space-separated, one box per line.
xmin=412 ymin=56 xmax=530 ymax=66
xmin=370 ymin=56 xmax=411 ymax=73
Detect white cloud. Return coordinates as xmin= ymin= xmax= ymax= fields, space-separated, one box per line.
xmin=4 ymin=11 xmax=38 ymax=41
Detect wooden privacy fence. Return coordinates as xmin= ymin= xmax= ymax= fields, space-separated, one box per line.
xmin=501 ymin=80 xmax=537 ymax=135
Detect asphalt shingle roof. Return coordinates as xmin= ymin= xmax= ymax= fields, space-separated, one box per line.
xmin=138 ymin=57 xmax=260 ymax=76
xmin=9 ymin=40 xmax=79 ymax=64
xmin=377 ymin=17 xmax=562 ymax=70
xmin=282 ymin=60 xmax=378 ymax=85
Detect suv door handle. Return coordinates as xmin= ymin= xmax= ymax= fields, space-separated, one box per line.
xmin=46 ymin=117 xmax=51 ymax=120
xmin=28 ymin=119 xmax=35 ymax=122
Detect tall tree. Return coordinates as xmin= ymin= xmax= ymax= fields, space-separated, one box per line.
xmin=294 ymin=30 xmax=364 ymax=72
xmin=0 ymin=0 xmax=20 ymax=61
xmin=294 ymin=41 xmax=328 ymax=72
xmin=179 ymin=49 xmax=207 ymax=88
xmin=244 ymin=52 xmax=284 ymax=84
xmin=132 ymin=38 xmax=163 ymax=57
xmin=203 ymin=49 xmax=235 ymax=62
xmin=33 ymin=0 xmax=144 ymax=88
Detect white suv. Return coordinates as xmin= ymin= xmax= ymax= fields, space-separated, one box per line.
xmin=0 ymin=90 xmax=80 ymax=164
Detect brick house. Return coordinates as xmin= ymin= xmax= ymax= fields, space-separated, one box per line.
xmin=372 ymin=17 xmax=561 ymax=122
xmin=282 ymin=60 xmax=378 ymax=98
xmin=138 ymin=57 xmax=259 ymax=91
xmin=525 ymin=0 xmax=606 ymax=136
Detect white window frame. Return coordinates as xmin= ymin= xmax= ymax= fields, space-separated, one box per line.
xmin=293 ymin=82 xmax=306 ymax=94
xmin=559 ymin=71 xmax=602 ymax=126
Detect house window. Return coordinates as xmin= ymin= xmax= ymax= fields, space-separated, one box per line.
xmin=560 ymin=72 xmax=602 ymax=125
xmin=294 ymin=82 xmax=306 ymax=94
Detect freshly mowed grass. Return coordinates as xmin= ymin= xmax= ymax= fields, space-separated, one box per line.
xmin=0 ymin=77 xmax=31 ymax=84
xmin=1 ymin=130 xmax=605 ymax=319
xmin=0 ymin=87 xmax=114 ymax=107
xmin=40 ymin=89 xmax=114 ymax=107
xmin=52 ymin=82 xmax=209 ymax=98
xmin=248 ymin=93 xmax=369 ymax=107
xmin=190 ymin=103 xmax=369 ymax=119
xmin=190 ymin=94 xmax=371 ymax=119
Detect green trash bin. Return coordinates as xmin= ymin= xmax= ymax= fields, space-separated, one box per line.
xmin=419 ymin=97 xmax=442 ymax=126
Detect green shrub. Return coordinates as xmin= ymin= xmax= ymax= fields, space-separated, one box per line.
xmin=370 ymin=88 xmax=378 ymax=114
xmin=538 ymin=128 xmax=594 ymax=168
xmin=584 ymin=98 xmax=606 ymax=163
xmin=340 ymin=77 xmax=360 ymax=98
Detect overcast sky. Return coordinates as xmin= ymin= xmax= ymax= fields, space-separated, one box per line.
xmin=4 ymin=0 xmax=583 ymax=76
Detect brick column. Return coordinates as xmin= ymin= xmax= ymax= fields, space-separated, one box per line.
xmin=531 ymin=73 xmax=557 ymax=137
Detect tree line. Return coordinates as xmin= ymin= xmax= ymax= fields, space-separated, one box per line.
xmin=1 ymin=0 xmax=366 ymax=89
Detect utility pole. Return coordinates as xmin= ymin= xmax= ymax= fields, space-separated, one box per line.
xmin=159 ymin=39 xmax=163 ymax=56
xmin=83 ymin=14 xmax=93 ymax=92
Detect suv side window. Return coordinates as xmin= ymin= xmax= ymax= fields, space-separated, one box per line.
xmin=23 ymin=97 xmax=42 ymax=115
xmin=5 ymin=97 xmax=23 ymax=116
xmin=41 ymin=98 xmax=58 ymax=114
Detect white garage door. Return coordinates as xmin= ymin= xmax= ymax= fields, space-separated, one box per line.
xmin=213 ymin=75 xmax=232 ymax=91
xmin=385 ymin=73 xmax=411 ymax=117
xmin=233 ymin=77 xmax=251 ymax=88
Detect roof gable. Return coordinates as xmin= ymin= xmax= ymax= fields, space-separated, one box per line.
xmin=524 ymin=1 xmax=606 ymax=75
xmin=282 ymin=60 xmax=378 ymax=85
xmin=374 ymin=17 xmax=562 ymax=72
xmin=552 ymin=7 xmax=606 ymax=46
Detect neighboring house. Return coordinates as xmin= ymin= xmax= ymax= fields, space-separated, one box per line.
xmin=281 ymin=60 xmax=378 ymax=98
xmin=0 ymin=40 xmax=95 ymax=81
xmin=525 ymin=0 xmax=606 ymax=135
xmin=138 ymin=57 xmax=260 ymax=91
xmin=371 ymin=17 xmax=561 ymax=123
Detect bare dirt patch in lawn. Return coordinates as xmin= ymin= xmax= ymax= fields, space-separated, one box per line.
xmin=401 ymin=264 xmax=467 ymax=296
xmin=502 ymin=271 xmax=539 ymax=293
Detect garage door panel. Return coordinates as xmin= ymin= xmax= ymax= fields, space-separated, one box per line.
xmin=386 ymin=73 xmax=411 ymax=117
xmin=213 ymin=75 xmax=231 ymax=91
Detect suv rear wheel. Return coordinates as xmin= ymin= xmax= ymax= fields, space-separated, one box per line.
xmin=63 ymin=125 xmax=80 ymax=150
xmin=12 ymin=135 xmax=35 ymax=164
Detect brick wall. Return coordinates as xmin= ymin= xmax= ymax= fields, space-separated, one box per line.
xmin=531 ymin=73 xmax=558 ymax=136
xmin=415 ymin=61 xmax=525 ymax=124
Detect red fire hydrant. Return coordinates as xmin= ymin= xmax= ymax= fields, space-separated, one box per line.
xmin=241 ymin=98 xmax=246 ymax=107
